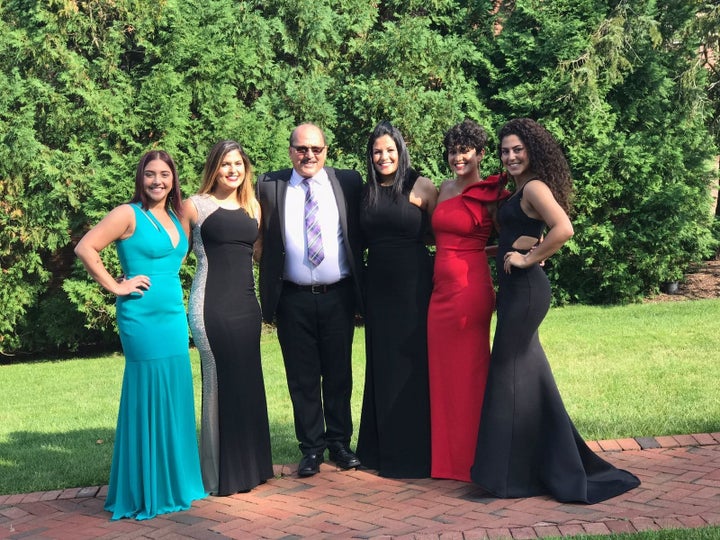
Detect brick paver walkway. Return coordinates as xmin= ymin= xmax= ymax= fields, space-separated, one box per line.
xmin=1 ymin=433 xmax=719 ymax=539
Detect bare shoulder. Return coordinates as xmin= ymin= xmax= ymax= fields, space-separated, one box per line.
xmin=107 ymin=203 xmax=135 ymax=223
xmin=417 ymin=176 xmax=439 ymax=202
xmin=183 ymin=196 xmax=198 ymax=213
xmin=437 ymin=178 xmax=458 ymax=198
xmin=437 ymin=178 xmax=455 ymax=193
xmin=523 ymin=178 xmax=553 ymax=196
xmin=84 ymin=203 xmax=136 ymax=246
xmin=414 ymin=175 xmax=437 ymax=193
xmin=522 ymin=179 xmax=557 ymax=205
xmin=183 ymin=197 xmax=199 ymax=225
xmin=522 ymin=179 xmax=569 ymax=226
xmin=408 ymin=176 xmax=438 ymax=210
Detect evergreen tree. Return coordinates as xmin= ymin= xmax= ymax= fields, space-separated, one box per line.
xmin=0 ymin=0 xmax=717 ymax=354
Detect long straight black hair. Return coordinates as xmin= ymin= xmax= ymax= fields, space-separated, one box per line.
xmin=365 ymin=120 xmax=414 ymax=208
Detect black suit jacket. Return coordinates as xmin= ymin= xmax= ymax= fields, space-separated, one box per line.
xmin=256 ymin=167 xmax=364 ymax=323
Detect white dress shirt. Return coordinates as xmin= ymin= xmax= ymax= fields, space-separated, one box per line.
xmin=283 ymin=169 xmax=350 ymax=285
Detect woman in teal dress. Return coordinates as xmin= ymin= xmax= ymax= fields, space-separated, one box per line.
xmin=75 ymin=150 xmax=206 ymax=520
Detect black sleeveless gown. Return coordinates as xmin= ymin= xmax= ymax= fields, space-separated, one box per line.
xmin=188 ymin=195 xmax=274 ymax=496
xmin=356 ymin=179 xmax=433 ymax=478
xmin=470 ymin=185 xmax=640 ymax=503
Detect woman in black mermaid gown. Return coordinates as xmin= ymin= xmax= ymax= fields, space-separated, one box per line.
xmin=356 ymin=121 xmax=438 ymax=478
xmin=186 ymin=141 xmax=273 ymax=496
xmin=470 ymin=119 xmax=640 ymax=503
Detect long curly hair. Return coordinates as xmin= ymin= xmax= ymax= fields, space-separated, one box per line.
xmin=497 ymin=118 xmax=573 ymax=214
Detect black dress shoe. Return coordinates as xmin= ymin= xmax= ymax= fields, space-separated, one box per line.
xmin=298 ymin=453 xmax=323 ymax=477
xmin=328 ymin=446 xmax=361 ymax=469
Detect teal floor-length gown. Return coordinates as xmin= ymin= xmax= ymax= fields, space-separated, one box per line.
xmin=104 ymin=203 xmax=206 ymax=520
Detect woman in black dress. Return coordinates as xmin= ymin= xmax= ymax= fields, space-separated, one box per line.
xmin=186 ymin=140 xmax=273 ymax=496
xmin=470 ymin=119 xmax=640 ymax=503
xmin=356 ymin=121 xmax=438 ymax=478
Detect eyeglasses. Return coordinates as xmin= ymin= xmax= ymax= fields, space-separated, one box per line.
xmin=291 ymin=145 xmax=326 ymax=155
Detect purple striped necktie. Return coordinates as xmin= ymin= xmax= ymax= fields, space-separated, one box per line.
xmin=302 ymin=177 xmax=324 ymax=266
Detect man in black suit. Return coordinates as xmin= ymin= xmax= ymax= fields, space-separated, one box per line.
xmin=256 ymin=123 xmax=363 ymax=477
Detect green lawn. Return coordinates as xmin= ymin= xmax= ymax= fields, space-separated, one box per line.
xmin=1 ymin=299 xmax=719 ymax=498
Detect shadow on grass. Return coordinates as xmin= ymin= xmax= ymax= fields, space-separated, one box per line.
xmin=1 ymin=420 xmax=304 ymax=495
xmin=0 ymin=429 xmax=115 ymax=496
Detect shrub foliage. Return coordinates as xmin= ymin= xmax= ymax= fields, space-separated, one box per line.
xmin=1 ymin=0 xmax=718 ymax=354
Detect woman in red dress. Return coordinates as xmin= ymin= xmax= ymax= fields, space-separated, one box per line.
xmin=427 ymin=120 xmax=508 ymax=481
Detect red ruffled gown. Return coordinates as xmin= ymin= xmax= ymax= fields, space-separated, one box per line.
xmin=427 ymin=177 xmax=508 ymax=482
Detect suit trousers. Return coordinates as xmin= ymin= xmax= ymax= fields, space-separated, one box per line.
xmin=275 ymin=280 xmax=356 ymax=455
